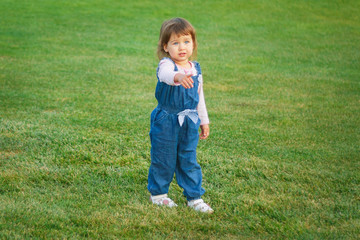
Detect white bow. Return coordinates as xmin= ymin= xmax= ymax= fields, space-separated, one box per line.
xmin=177 ymin=109 xmax=198 ymax=127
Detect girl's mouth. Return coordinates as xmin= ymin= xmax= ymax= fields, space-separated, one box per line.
xmin=179 ymin=53 xmax=186 ymax=57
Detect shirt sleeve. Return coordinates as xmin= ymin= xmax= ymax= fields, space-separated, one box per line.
xmin=197 ymin=74 xmax=210 ymax=125
xmin=157 ymin=59 xmax=180 ymax=86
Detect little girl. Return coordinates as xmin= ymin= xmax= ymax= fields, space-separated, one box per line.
xmin=147 ymin=17 xmax=213 ymax=213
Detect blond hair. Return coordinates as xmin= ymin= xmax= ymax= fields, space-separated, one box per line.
xmin=157 ymin=17 xmax=197 ymax=60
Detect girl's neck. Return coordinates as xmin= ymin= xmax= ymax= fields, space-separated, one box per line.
xmin=174 ymin=60 xmax=191 ymax=69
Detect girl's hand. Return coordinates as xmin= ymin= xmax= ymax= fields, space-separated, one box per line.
xmin=200 ymin=124 xmax=210 ymax=140
xmin=174 ymin=73 xmax=194 ymax=89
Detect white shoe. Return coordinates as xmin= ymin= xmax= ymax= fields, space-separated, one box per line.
xmin=188 ymin=199 xmax=214 ymax=213
xmin=150 ymin=194 xmax=178 ymax=208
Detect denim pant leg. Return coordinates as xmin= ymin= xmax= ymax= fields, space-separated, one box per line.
xmin=175 ymin=118 xmax=205 ymax=201
xmin=148 ymin=113 xmax=178 ymax=196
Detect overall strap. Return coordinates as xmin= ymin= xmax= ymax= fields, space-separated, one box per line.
xmin=173 ymin=59 xmax=178 ymax=71
xmin=162 ymin=57 xmax=178 ymax=71
xmin=193 ymin=61 xmax=201 ymax=75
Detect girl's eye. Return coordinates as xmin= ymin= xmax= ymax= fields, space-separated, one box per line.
xmin=173 ymin=42 xmax=179 ymax=45
xmin=185 ymin=41 xmax=190 ymax=44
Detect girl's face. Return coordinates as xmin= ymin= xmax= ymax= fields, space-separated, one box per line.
xmin=164 ymin=33 xmax=193 ymax=67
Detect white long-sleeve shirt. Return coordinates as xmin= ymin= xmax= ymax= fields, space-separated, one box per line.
xmin=157 ymin=58 xmax=209 ymax=125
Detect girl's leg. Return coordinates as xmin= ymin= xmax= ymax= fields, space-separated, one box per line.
xmin=175 ymin=118 xmax=205 ymax=201
xmin=148 ymin=144 xmax=177 ymax=196
xmin=148 ymin=113 xmax=179 ymax=196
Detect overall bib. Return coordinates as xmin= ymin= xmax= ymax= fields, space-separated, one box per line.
xmin=148 ymin=58 xmax=205 ymax=201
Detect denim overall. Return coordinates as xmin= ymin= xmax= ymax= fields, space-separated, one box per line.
xmin=148 ymin=58 xmax=205 ymax=201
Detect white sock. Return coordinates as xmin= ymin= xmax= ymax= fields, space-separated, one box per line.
xmin=151 ymin=194 xmax=168 ymax=200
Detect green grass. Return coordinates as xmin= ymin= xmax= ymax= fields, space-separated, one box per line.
xmin=1 ymin=0 xmax=359 ymax=238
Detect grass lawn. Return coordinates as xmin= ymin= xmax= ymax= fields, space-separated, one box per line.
xmin=1 ymin=0 xmax=359 ymax=239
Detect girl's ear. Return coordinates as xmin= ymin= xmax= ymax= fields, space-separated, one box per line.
xmin=163 ymin=44 xmax=168 ymax=53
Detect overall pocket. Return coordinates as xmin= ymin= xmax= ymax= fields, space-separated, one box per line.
xmin=151 ymin=109 xmax=169 ymax=126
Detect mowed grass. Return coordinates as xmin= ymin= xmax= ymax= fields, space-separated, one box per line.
xmin=1 ymin=0 xmax=359 ymax=238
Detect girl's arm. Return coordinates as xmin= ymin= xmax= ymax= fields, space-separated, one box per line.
xmin=197 ymin=77 xmax=209 ymax=125
xmin=158 ymin=59 xmax=180 ymax=86
xmin=158 ymin=58 xmax=194 ymax=88
xmin=197 ymin=78 xmax=210 ymax=139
